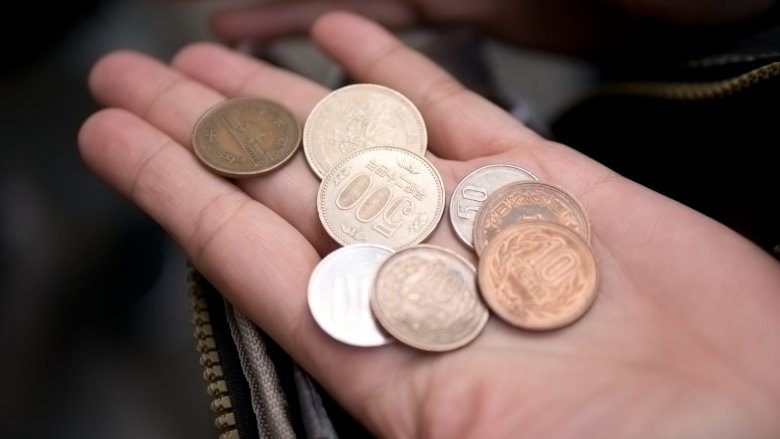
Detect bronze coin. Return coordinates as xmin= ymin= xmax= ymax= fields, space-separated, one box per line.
xmin=477 ymin=221 xmax=599 ymax=330
xmin=371 ymin=244 xmax=489 ymax=352
xmin=191 ymin=97 xmax=301 ymax=178
xmin=472 ymin=180 xmax=590 ymax=256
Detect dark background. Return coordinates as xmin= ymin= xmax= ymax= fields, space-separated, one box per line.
xmin=0 ymin=1 xmax=596 ymax=438
xmin=1 ymin=1 xmax=215 ymax=437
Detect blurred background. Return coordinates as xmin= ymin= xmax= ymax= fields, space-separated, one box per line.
xmin=0 ymin=1 xmax=595 ymax=438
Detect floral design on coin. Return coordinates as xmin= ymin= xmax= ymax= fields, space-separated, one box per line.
xmin=191 ymin=97 xmax=302 ymax=177
xmin=371 ymin=244 xmax=489 ymax=352
xmin=478 ymin=221 xmax=599 ymax=330
xmin=303 ymin=83 xmax=427 ymax=179
xmin=318 ymin=146 xmax=444 ymax=250
xmin=473 ymin=180 xmax=591 ymax=256
xmin=308 ymin=243 xmax=395 ymax=347
xmin=449 ymin=163 xmax=538 ymax=249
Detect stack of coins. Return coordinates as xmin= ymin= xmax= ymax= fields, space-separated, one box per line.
xmin=470 ymin=181 xmax=598 ymax=332
xmin=450 ymin=165 xmax=599 ymax=332
xmin=305 ymin=84 xmax=487 ymax=351
xmin=191 ymin=85 xmax=599 ymax=353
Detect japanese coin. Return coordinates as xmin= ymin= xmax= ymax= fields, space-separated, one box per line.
xmin=303 ymin=83 xmax=427 ymax=179
xmin=318 ymin=146 xmax=444 ymax=250
xmin=371 ymin=244 xmax=489 ymax=352
xmin=478 ymin=221 xmax=599 ymax=330
xmin=449 ymin=164 xmax=538 ymax=249
xmin=191 ymin=97 xmax=301 ymax=178
xmin=473 ymin=180 xmax=590 ymax=256
xmin=308 ymin=243 xmax=395 ymax=347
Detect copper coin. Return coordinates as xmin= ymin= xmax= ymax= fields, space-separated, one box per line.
xmin=318 ymin=146 xmax=444 ymax=250
xmin=478 ymin=221 xmax=599 ymax=330
xmin=307 ymin=243 xmax=395 ymax=347
xmin=303 ymin=83 xmax=427 ymax=179
xmin=371 ymin=244 xmax=489 ymax=352
xmin=449 ymin=163 xmax=538 ymax=249
xmin=191 ymin=97 xmax=302 ymax=178
xmin=472 ymin=180 xmax=590 ymax=256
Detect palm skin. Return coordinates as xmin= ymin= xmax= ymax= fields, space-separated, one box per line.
xmin=78 ymin=11 xmax=780 ymax=439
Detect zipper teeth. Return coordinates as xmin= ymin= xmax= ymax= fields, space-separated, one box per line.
xmin=187 ymin=266 xmax=240 ymax=439
xmin=597 ymin=61 xmax=780 ymax=100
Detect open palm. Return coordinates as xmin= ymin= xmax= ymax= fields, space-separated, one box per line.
xmin=78 ymin=11 xmax=780 ymax=439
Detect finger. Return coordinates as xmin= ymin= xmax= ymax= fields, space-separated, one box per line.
xmin=77 ymin=108 xmax=321 ymax=350
xmin=78 ymin=107 xmax=433 ymax=417
xmin=77 ymin=109 xmax=412 ymax=392
xmin=310 ymin=11 xmax=546 ymax=162
xmin=88 ymin=45 xmax=322 ymax=149
xmin=210 ymin=0 xmax=418 ymax=43
xmin=170 ymin=42 xmax=340 ymax=253
xmin=171 ymin=43 xmax=483 ymax=261
xmin=88 ymin=46 xmax=335 ymax=253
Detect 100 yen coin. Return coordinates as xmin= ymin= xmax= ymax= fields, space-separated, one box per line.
xmin=371 ymin=244 xmax=489 ymax=352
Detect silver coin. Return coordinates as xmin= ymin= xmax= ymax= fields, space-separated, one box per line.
xmin=308 ymin=243 xmax=395 ymax=347
xmin=449 ymin=164 xmax=537 ymax=249
xmin=303 ymin=83 xmax=427 ymax=179
xmin=371 ymin=244 xmax=489 ymax=352
xmin=318 ymin=146 xmax=444 ymax=250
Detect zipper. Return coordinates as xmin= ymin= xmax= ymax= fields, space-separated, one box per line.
xmin=188 ymin=264 xmax=241 ymax=439
xmin=594 ymin=60 xmax=780 ymax=100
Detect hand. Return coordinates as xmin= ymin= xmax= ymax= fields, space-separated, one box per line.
xmin=200 ymin=0 xmax=776 ymax=53
xmin=78 ymin=11 xmax=780 ymax=438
